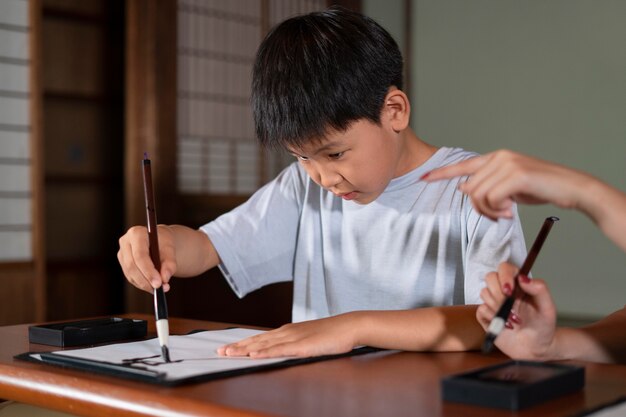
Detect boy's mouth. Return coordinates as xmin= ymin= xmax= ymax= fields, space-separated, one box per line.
xmin=338 ymin=192 xmax=357 ymax=201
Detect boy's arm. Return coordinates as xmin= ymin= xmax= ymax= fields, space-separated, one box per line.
xmin=217 ymin=305 xmax=483 ymax=358
xmin=354 ymin=305 xmax=484 ymax=351
xmin=117 ymin=224 xmax=220 ymax=293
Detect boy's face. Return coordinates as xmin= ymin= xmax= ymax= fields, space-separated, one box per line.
xmin=287 ymin=119 xmax=404 ymax=205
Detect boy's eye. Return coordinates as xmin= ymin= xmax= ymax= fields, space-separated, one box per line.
xmin=328 ymin=152 xmax=344 ymax=159
xmin=295 ymin=155 xmax=309 ymax=162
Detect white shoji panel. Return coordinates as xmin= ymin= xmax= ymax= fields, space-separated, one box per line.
xmin=177 ymin=0 xmax=326 ymax=195
xmin=0 ymin=0 xmax=32 ymax=261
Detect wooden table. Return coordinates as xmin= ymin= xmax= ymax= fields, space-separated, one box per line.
xmin=1 ymin=315 xmax=626 ymax=417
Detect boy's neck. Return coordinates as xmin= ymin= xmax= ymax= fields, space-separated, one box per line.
xmin=395 ymin=127 xmax=438 ymax=177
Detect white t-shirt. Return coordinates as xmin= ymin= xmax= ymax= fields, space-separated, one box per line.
xmin=201 ymin=147 xmax=527 ymax=322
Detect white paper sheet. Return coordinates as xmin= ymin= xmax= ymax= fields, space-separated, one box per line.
xmin=580 ymin=398 xmax=626 ymax=417
xmin=30 ymin=328 xmax=291 ymax=381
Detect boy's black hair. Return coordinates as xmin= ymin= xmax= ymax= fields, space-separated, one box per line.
xmin=252 ymin=6 xmax=404 ymax=149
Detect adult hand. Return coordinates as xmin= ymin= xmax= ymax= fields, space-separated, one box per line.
xmin=423 ymin=150 xmax=589 ymax=220
xmin=477 ymin=262 xmax=558 ymax=360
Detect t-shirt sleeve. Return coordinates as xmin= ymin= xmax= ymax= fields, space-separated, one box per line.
xmin=463 ymin=202 xmax=528 ymax=304
xmin=200 ymin=163 xmax=305 ymax=298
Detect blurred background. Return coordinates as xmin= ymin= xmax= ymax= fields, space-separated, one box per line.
xmin=0 ymin=0 xmax=624 ymax=328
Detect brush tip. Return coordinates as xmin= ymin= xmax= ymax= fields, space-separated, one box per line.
xmin=482 ymin=334 xmax=496 ymax=354
xmin=162 ymin=345 xmax=171 ymax=363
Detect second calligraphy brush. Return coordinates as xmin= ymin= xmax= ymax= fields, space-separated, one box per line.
xmin=482 ymin=216 xmax=559 ymax=354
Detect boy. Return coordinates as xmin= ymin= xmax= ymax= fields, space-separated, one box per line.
xmin=118 ymin=7 xmax=527 ymax=358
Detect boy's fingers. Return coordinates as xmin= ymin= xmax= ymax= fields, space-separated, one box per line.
xmin=249 ymin=343 xmax=294 ymax=358
xmin=158 ymin=231 xmax=177 ymax=281
xmin=118 ymin=225 xmax=177 ymax=292
xmin=119 ymin=226 xmax=162 ymax=288
xmin=219 ymin=332 xmax=291 ymax=357
xmin=130 ymin=243 xmax=162 ymax=288
xmin=117 ymin=244 xmax=153 ymax=293
xmin=160 ymin=260 xmax=176 ymax=284
xmin=223 ymin=340 xmax=272 ymax=357
xmin=223 ymin=345 xmax=251 ymax=357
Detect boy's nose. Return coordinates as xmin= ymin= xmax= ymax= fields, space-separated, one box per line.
xmin=318 ymin=169 xmax=341 ymax=189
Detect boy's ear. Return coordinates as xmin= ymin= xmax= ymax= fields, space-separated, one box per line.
xmin=383 ymin=88 xmax=410 ymax=133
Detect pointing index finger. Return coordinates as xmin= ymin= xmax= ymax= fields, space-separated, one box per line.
xmin=422 ymin=155 xmax=486 ymax=181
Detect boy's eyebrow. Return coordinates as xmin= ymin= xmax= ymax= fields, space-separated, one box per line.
xmin=289 ymin=140 xmax=344 ymax=156
xmin=315 ymin=141 xmax=344 ymax=154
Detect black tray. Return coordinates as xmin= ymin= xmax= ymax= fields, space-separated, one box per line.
xmin=29 ymin=317 xmax=147 ymax=347
xmin=442 ymin=360 xmax=585 ymax=410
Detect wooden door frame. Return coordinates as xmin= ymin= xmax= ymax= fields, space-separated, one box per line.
xmin=124 ymin=0 xmax=178 ymax=313
xmin=30 ymin=0 xmax=46 ymax=322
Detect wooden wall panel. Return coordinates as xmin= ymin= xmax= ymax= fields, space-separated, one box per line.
xmin=42 ymin=19 xmax=104 ymax=95
xmin=41 ymin=0 xmax=125 ymax=321
xmin=43 ymin=100 xmax=107 ymax=177
xmin=42 ymin=0 xmax=104 ymax=16
xmin=45 ymin=184 xmax=111 ymax=259
xmin=0 ymin=263 xmax=37 ymax=325
xmin=46 ymin=262 xmax=119 ymax=321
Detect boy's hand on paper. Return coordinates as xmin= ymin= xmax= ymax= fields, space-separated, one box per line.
xmin=423 ymin=150 xmax=588 ymax=220
xmin=476 ymin=262 xmax=558 ymax=360
xmin=117 ymin=225 xmax=177 ymax=293
xmin=217 ymin=314 xmax=359 ymax=358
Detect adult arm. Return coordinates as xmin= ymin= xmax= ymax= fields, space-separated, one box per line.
xmin=424 ymin=150 xmax=626 ymax=252
xmin=578 ymin=178 xmax=626 ymax=253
